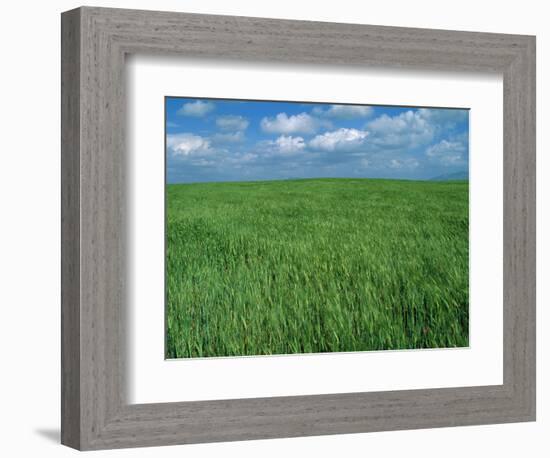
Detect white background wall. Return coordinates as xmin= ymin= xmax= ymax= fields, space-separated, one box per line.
xmin=0 ymin=0 xmax=546 ymax=456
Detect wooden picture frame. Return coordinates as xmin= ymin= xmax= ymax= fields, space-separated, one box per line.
xmin=61 ymin=6 xmax=536 ymax=450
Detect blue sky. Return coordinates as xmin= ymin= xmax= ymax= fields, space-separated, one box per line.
xmin=166 ymin=97 xmax=469 ymax=183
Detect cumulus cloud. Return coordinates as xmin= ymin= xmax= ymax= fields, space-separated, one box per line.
xmin=261 ymin=112 xmax=323 ymax=134
xmin=312 ymin=104 xmax=374 ymax=119
xmin=167 ymin=133 xmax=255 ymax=170
xmin=177 ymin=100 xmax=215 ymax=117
xmin=426 ymin=139 xmax=467 ymax=166
xmin=273 ymin=135 xmax=306 ymax=154
xmin=366 ymin=110 xmax=434 ymax=148
xmin=216 ymin=115 xmax=249 ymax=131
xmin=367 ymin=110 xmax=434 ymax=143
xmin=309 ymin=128 xmax=369 ymax=152
xmin=167 ymin=133 xmax=212 ymax=156
xmin=257 ymin=135 xmax=307 ymax=157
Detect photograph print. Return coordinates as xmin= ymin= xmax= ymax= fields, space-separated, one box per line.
xmin=165 ymin=97 xmax=469 ymax=359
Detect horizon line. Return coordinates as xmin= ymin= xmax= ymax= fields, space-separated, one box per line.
xmin=166 ymin=175 xmax=469 ymax=185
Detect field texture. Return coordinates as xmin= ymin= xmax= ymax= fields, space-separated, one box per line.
xmin=166 ymin=178 xmax=469 ymax=358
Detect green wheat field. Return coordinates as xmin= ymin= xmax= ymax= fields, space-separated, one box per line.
xmin=165 ymin=178 xmax=469 ymax=359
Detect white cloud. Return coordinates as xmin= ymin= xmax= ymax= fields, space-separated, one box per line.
xmin=366 ymin=110 xmax=434 ymax=147
xmin=426 ymin=139 xmax=467 ymax=166
xmin=312 ymin=104 xmax=373 ymax=119
xmin=261 ymin=112 xmax=322 ymax=134
xmin=167 ymin=133 xmax=212 ymax=156
xmin=257 ymin=135 xmax=307 ymax=156
xmin=216 ymin=115 xmax=249 ymax=131
xmin=274 ymin=135 xmax=306 ymax=154
xmin=309 ymin=128 xmax=369 ymax=152
xmin=177 ymin=100 xmax=215 ymax=117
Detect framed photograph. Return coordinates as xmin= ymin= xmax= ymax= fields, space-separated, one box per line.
xmin=163 ymin=97 xmax=470 ymax=360
xmin=61 ymin=6 xmax=536 ymax=450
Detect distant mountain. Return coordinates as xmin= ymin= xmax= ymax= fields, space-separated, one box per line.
xmin=430 ymin=171 xmax=469 ymax=181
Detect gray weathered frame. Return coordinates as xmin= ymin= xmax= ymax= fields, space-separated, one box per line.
xmin=61 ymin=6 xmax=536 ymax=451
